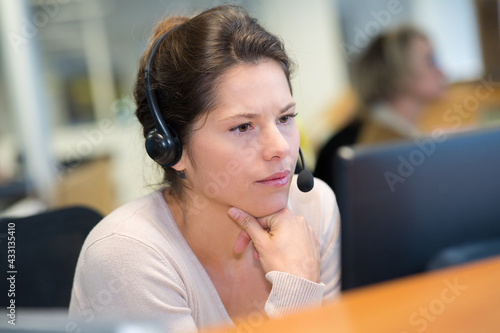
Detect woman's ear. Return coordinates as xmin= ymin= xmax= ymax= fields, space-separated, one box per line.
xmin=170 ymin=150 xmax=187 ymax=172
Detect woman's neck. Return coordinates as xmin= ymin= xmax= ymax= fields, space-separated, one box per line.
xmin=163 ymin=189 xmax=244 ymax=267
xmin=387 ymin=95 xmax=424 ymax=125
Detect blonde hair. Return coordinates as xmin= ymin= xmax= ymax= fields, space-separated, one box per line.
xmin=351 ymin=25 xmax=428 ymax=107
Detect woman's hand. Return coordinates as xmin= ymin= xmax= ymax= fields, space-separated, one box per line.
xmin=228 ymin=207 xmax=320 ymax=283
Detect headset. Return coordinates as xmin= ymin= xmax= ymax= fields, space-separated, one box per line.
xmin=143 ymin=28 xmax=314 ymax=192
xmin=144 ymin=28 xmax=182 ymax=167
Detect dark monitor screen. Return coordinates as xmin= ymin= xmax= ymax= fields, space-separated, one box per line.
xmin=334 ymin=127 xmax=500 ymax=290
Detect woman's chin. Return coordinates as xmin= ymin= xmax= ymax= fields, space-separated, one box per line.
xmin=248 ymin=196 xmax=289 ymax=219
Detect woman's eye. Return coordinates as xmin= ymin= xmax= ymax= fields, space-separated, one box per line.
xmin=231 ymin=124 xmax=250 ymax=133
xmin=278 ymin=113 xmax=297 ymax=124
xmin=278 ymin=116 xmax=289 ymax=123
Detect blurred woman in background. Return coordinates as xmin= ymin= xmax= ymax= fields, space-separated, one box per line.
xmin=315 ymin=25 xmax=445 ymax=190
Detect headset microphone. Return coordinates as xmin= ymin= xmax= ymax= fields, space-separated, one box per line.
xmin=297 ymin=148 xmax=314 ymax=192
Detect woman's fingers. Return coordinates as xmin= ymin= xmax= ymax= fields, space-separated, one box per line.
xmin=229 ymin=206 xmax=320 ymax=282
xmin=253 ymin=243 xmax=260 ymax=260
xmin=228 ymin=207 xmax=266 ymax=240
xmin=229 ymin=207 xmax=271 ymax=255
xmin=233 ymin=228 xmax=251 ymax=254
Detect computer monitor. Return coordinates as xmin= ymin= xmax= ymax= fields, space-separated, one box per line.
xmin=334 ymin=126 xmax=500 ymax=291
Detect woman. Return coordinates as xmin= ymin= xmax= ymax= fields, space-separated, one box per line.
xmin=315 ymin=25 xmax=445 ymax=190
xmin=353 ymin=25 xmax=445 ymax=143
xmin=69 ymin=5 xmax=340 ymax=332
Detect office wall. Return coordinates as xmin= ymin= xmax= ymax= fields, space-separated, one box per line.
xmin=411 ymin=0 xmax=483 ymax=82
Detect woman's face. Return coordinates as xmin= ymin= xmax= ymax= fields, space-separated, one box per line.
xmin=405 ymin=37 xmax=445 ymax=101
xmin=177 ymin=59 xmax=299 ymax=218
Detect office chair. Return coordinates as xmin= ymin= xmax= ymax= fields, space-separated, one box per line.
xmin=0 ymin=206 xmax=102 ymax=309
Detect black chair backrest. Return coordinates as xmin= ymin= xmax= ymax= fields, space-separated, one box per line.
xmin=1 ymin=206 xmax=102 ymax=308
xmin=334 ymin=127 xmax=500 ymax=290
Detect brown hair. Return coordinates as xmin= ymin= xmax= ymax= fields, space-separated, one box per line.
xmin=134 ymin=5 xmax=293 ymax=197
xmin=351 ymin=25 xmax=427 ymax=107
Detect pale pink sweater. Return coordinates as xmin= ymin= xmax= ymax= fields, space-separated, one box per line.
xmin=69 ymin=176 xmax=340 ymax=332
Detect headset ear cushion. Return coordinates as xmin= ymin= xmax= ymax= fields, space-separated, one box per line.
xmin=145 ymin=128 xmax=181 ymax=167
xmin=146 ymin=128 xmax=167 ymax=162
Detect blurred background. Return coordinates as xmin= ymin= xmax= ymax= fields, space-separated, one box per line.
xmin=1 ymin=0 xmax=499 ymax=217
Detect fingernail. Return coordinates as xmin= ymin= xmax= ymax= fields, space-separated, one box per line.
xmin=228 ymin=207 xmax=240 ymax=219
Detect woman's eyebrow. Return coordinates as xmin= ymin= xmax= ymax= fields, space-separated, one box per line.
xmin=280 ymin=102 xmax=296 ymax=114
xmin=220 ymin=113 xmax=259 ymax=122
xmin=220 ymin=102 xmax=296 ymax=122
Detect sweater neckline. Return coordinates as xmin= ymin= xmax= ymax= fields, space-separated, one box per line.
xmin=152 ymin=189 xmax=235 ymax=327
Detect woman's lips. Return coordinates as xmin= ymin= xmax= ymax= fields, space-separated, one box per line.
xmin=256 ymin=170 xmax=290 ymax=187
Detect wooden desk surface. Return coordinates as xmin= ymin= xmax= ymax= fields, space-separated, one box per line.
xmin=207 ymin=256 xmax=500 ymax=333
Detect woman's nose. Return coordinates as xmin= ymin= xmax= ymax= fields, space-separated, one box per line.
xmin=260 ymin=125 xmax=289 ymax=161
